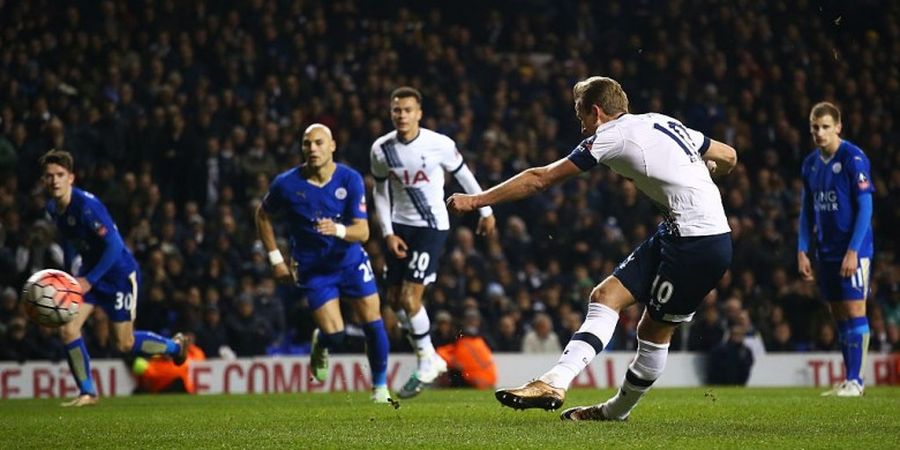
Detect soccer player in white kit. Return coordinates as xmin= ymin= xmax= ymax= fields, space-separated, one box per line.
xmin=449 ymin=76 xmax=738 ymax=421
xmin=371 ymin=87 xmax=496 ymax=398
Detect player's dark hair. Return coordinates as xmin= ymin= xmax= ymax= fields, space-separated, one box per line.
xmin=38 ymin=149 xmax=74 ymax=173
xmin=573 ymin=76 xmax=629 ymax=115
xmin=390 ymin=86 xmax=422 ymax=104
xmin=810 ymin=102 xmax=841 ymax=123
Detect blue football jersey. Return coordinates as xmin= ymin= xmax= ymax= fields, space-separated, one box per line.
xmin=800 ymin=140 xmax=874 ymax=261
xmin=46 ymin=187 xmax=138 ymax=284
xmin=263 ymin=164 xmax=368 ymax=272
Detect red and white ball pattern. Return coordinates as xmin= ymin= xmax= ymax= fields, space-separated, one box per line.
xmin=21 ymin=269 xmax=83 ymax=327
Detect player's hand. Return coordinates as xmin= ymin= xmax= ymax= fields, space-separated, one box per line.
xmin=797 ymin=252 xmax=814 ymax=281
xmin=840 ymin=250 xmax=859 ymax=278
xmin=447 ymin=193 xmax=480 ymax=215
xmin=705 ymin=160 xmax=718 ymax=175
xmin=476 ymin=214 xmax=496 ymax=236
xmin=76 ymin=277 xmax=92 ymax=293
xmin=385 ymin=234 xmax=408 ymax=259
xmin=315 ymin=218 xmax=338 ymax=236
xmin=272 ymin=262 xmax=295 ymax=284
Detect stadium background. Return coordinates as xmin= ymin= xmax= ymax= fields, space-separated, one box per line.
xmin=0 ymin=0 xmax=898 ymax=369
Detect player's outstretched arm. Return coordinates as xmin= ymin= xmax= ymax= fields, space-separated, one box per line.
xmin=447 ymin=158 xmax=580 ymax=214
xmin=255 ymin=203 xmax=293 ymax=283
xmin=451 ymin=162 xmax=495 ymax=220
xmin=702 ymin=139 xmax=738 ymax=175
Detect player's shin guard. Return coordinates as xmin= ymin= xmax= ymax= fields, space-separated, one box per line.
xmin=363 ymin=319 xmax=390 ymax=387
xmin=605 ymin=339 xmax=669 ymax=420
xmin=539 ymin=303 xmax=618 ymax=390
xmin=65 ymin=337 xmax=96 ymax=396
xmin=132 ymin=331 xmax=180 ymax=357
xmin=836 ymin=320 xmax=851 ymax=372
xmin=844 ymin=316 xmax=870 ymax=385
xmin=408 ymin=307 xmax=434 ymax=355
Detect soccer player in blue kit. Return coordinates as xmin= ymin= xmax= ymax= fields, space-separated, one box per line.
xmin=798 ymin=102 xmax=874 ymax=397
xmin=40 ymin=150 xmax=189 ymax=407
xmin=255 ymin=124 xmax=391 ymax=403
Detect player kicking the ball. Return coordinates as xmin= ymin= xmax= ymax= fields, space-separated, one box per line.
xmin=40 ymin=150 xmax=189 ymax=407
xmin=256 ymin=124 xmax=391 ymax=403
xmin=449 ymin=76 xmax=737 ymax=421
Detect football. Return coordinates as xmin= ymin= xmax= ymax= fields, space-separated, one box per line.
xmin=21 ymin=269 xmax=83 ymax=327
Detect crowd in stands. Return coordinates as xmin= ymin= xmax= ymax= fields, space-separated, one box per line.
xmin=1 ymin=0 xmax=899 ymax=364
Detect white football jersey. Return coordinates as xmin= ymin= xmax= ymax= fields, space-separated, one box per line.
xmin=371 ymin=128 xmax=464 ymax=230
xmin=568 ymin=113 xmax=730 ymax=237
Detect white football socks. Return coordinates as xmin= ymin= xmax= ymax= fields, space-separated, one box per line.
xmin=394 ymin=309 xmax=410 ymax=330
xmin=408 ymin=307 xmax=436 ymax=369
xmin=539 ymin=303 xmax=619 ymax=389
xmin=604 ymin=338 xmax=669 ymax=420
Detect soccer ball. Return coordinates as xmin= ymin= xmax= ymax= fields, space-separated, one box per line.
xmin=21 ymin=269 xmax=83 ymax=327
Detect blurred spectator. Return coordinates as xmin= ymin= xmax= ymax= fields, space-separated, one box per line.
xmin=493 ymin=314 xmax=522 ymax=352
xmin=765 ymin=322 xmax=797 ymax=352
xmin=521 ymin=313 xmax=562 ymax=353
xmin=0 ymin=316 xmax=29 ymax=362
xmin=0 ymin=287 xmax=19 ymax=329
xmin=812 ymin=322 xmax=839 ymax=352
xmin=225 ymin=296 xmax=273 ymax=357
xmin=195 ymin=304 xmax=229 ymax=358
xmin=688 ymin=304 xmax=726 ymax=352
xmin=707 ymin=324 xmax=755 ymax=385
xmin=432 ymin=310 xmax=457 ymax=348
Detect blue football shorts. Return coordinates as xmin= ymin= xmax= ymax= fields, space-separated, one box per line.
xmin=613 ymin=227 xmax=733 ymax=324
xmin=817 ymin=254 xmax=872 ymax=302
xmin=298 ymin=250 xmax=379 ymax=310
xmin=84 ymin=270 xmax=139 ymax=323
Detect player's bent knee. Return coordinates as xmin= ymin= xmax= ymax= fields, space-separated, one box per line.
xmin=116 ymin=341 xmax=133 ymax=354
xmin=59 ymin=324 xmax=79 ymax=342
xmin=637 ymin=314 xmax=677 ymax=344
xmin=589 ymin=277 xmax=633 ymax=311
xmin=116 ymin=334 xmax=135 ymax=353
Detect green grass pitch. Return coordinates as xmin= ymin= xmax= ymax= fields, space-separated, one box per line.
xmin=2 ymin=388 xmax=899 ymax=449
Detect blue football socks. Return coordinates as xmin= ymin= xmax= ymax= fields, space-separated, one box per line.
xmin=132 ymin=331 xmax=180 ymax=357
xmin=842 ymin=317 xmax=870 ymax=385
xmin=64 ymin=337 xmax=96 ymax=396
xmin=363 ymin=320 xmax=390 ymax=387
xmin=318 ymin=330 xmax=346 ymax=351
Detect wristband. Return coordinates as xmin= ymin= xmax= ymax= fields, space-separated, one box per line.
xmin=334 ymin=224 xmax=347 ymax=239
xmin=268 ymin=249 xmax=285 ymax=266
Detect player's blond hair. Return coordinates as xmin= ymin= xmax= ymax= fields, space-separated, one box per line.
xmin=304 ymin=123 xmax=333 ymax=139
xmin=810 ymin=102 xmax=841 ymax=123
xmin=573 ymin=76 xmax=629 ymax=115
